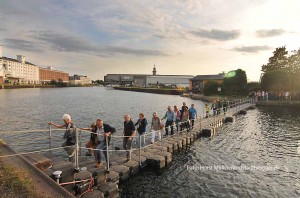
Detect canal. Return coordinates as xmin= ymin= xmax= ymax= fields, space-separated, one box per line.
xmin=0 ymin=87 xmax=299 ymax=197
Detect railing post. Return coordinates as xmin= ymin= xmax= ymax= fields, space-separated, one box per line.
xmin=161 ymin=129 xmax=164 ymax=152
xmin=199 ymin=115 xmax=202 ymax=134
xmin=177 ymin=121 xmax=179 ymax=137
xmin=139 ymin=134 xmax=141 ymax=166
xmin=79 ymin=129 xmax=82 ymax=156
xmin=106 ymin=137 xmax=110 ymax=172
xmin=75 ymin=128 xmax=80 ymax=171
xmin=49 ymin=125 xmax=52 ymax=150
xmin=111 ymin=135 xmax=114 ymax=153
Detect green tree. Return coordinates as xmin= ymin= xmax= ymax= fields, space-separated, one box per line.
xmin=93 ymin=80 xmax=105 ymax=85
xmin=247 ymin=82 xmax=261 ymax=92
xmin=203 ymin=80 xmax=222 ymax=96
xmin=261 ymin=70 xmax=290 ymax=91
xmin=288 ymin=49 xmax=300 ymax=91
xmin=223 ymin=69 xmax=247 ymax=95
xmin=261 ymin=46 xmax=288 ymax=72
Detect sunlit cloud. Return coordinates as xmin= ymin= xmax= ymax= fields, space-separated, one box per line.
xmin=256 ymin=29 xmax=286 ymax=38
xmin=232 ymin=45 xmax=272 ymax=53
xmin=189 ymin=29 xmax=241 ymax=41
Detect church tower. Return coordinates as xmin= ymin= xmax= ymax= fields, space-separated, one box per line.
xmin=152 ymin=65 xmax=157 ymax=75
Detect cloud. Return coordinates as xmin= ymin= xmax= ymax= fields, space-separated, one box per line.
xmin=232 ymin=45 xmax=272 ymax=53
xmin=28 ymin=31 xmax=168 ymax=57
xmin=29 ymin=31 xmax=99 ymax=53
xmin=256 ymin=29 xmax=286 ymax=38
xmin=189 ymin=29 xmax=241 ymax=41
xmin=1 ymin=38 xmax=42 ymax=52
xmin=105 ymin=46 xmax=168 ymax=56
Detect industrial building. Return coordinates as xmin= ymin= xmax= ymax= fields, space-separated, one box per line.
xmin=104 ymin=65 xmax=194 ymax=87
xmin=69 ymin=74 xmax=92 ymax=85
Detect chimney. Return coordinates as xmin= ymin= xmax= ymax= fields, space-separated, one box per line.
xmin=17 ymin=55 xmax=26 ymax=64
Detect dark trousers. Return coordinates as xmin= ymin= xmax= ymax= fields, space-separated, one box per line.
xmin=180 ymin=121 xmax=190 ymax=132
xmin=191 ymin=119 xmax=195 ymax=129
xmin=165 ymin=120 xmax=174 ymax=135
xmin=123 ymin=137 xmax=133 ymax=159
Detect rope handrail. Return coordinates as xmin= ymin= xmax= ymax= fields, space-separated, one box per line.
xmin=0 ymin=146 xmax=73 ymax=158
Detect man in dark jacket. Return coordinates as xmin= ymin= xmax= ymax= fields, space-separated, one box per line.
xmin=93 ymin=118 xmax=116 ymax=168
xmin=135 ymin=113 xmax=147 ymax=148
xmin=123 ymin=114 xmax=136 ymax=161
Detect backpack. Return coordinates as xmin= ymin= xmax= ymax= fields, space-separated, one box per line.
xmin=63 ymin=123 xmax=76 ymax=146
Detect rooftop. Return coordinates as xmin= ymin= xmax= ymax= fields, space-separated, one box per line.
xmin=2 ymin=57 xmax=36 ymax=66
xmin=191 ymin=74 xmax=224 ymax=80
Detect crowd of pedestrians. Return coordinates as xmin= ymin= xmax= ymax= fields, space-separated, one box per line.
xmin=248 ymin=90 xmax=300 ymax=101
xmin=48 ymin=102 xmax=198 ymax=168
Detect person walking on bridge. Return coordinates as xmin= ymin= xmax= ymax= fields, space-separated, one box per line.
xmin=135 ymin=113 xmax=147 ymax=148
xmin=189 ymin=104 xmax=197 ymax=129
xmin=80 ymin=123 xmax=97 ymax=159
xmin=161 ymin=106 xmax=175 ymax=136
xmin=93 ymin=119 xmax=116 ymax=168
xmin=151 ymin=112 xmax=161 ymax=144
xmin=123 ymin=114 xmax=136 ymax=161
xmin=48 ymin=114 xmax=76 ymax=162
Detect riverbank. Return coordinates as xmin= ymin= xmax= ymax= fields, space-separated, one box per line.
xmin=0 ymin=84 xmax=94 ymax=89
xmin=113 ymin=86 xmax=185 ymax=95
xmin=256 ymin=100 xmax=300 ymax=108
xmin=181 ymin=94 xmax=247 ymax=102
xmin=0 ymin=140 xmax=74 ymax=197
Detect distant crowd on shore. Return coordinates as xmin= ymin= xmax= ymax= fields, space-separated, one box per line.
xmin=249 ymin=91 xmax=300 ymax=101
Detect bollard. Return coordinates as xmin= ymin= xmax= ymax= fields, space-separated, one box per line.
xmin=106 ymin=137 xmax=110 ymax=172
xmin=53 ymin=170 xmax=62 ymax=184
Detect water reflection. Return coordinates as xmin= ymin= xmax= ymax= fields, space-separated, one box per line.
xmin=120 ymin=107 xmax=300 ymax=197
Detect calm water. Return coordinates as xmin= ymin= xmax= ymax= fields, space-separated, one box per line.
xmin=0 ymin=88 xmax=299 ymax=197
xmin=0 ymin=87 xmax=204 ymax=151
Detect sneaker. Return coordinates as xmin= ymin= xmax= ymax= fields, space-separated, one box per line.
xmin=96 ymin=163 xmax=103 ymax=168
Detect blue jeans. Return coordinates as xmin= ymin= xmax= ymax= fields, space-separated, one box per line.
xmin=96 ymin=141 xmax=107 ymax=164
xmin=137 ymin=132 xmax=145 ymax=148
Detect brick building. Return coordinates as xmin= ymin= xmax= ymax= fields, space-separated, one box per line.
xmin=39 ymin=66 xmax=69 ymax=84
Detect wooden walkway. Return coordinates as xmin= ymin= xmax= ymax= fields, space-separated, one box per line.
xmin=26 ymin=102 xmax=254 ymax=198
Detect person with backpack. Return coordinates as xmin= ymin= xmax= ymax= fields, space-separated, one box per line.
xmin=48 ymin=114 xmax=76 ymax=162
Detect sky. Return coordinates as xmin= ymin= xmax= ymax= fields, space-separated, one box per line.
xmin=0 ymin=0 xmax=300 ymax=81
